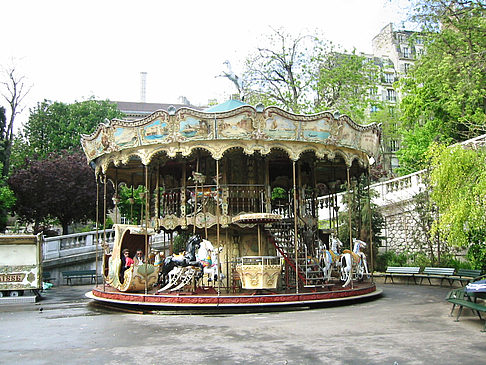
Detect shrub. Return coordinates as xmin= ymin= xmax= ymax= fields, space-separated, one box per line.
xmin=467 ymin=243 xmax=486 ymax=272
xmin=375 ymin=250 xmax=408 ymax=271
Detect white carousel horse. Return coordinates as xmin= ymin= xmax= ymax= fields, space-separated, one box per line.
xmin=196 ymin=239 xmax=224 ymax=286
xmin=320 ymin=236 xmax=343 ymax=282
xmin=340 ymin=238 xmax=369 ymax=287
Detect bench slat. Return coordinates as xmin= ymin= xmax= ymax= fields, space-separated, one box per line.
xmin=384 ymin=267 xmax=420 ymax=284
xmin=385 ymin=267 xmax=420 ymax=274
xmin=421 ymin=267 xmax=455 ymax=275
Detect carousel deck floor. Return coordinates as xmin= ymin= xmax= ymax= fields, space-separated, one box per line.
xmin=86 ymin=281 xmax=381 ymax=310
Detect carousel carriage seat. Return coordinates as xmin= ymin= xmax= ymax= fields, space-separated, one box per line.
xmin=106 ymin=225 xmax=159 ymax=292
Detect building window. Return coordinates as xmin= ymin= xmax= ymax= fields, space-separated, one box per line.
xmin=385 ymin=73 xmax=394 ymax=84
xmin=404 ymin=63 xmax=411 ymax=74
xmin=388 ymin=107 xmax=395 ymax=117
xmin=387 ymin=89 xmax=396 ymax=102
xmin=402 ymin=47 xmax=410 ymax=58
xmin=390 ymin=140 xmax=399 ymax=152
xmin=371 ymin=105 xmax=379 ymax=113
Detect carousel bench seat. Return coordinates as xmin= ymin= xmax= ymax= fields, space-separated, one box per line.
xmin=384 ymin=266 xmax=420 ymax=284
xmin=62 ymin=270 xmax=98 ymax=285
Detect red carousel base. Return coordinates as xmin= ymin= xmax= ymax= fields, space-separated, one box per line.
xmin=86 ymin=282 xmax=381 ymax=310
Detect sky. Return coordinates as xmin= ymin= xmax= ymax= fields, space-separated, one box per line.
xmin=1 ymin=0 xmax=412 ymax=129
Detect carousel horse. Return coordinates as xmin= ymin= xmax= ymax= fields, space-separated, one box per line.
xmin=320 ymin=236 xmax=343 ymax=282
xmin=340 ymin=238 xmax=369 ymax=287
xmin=196 ymin=239 xmax=224 ymax=286
xmin=159 ymin=235 xmax=204 ymax=288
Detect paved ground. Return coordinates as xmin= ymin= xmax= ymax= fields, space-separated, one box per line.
xmin=0 ymin=282 xmax=485 ymax=365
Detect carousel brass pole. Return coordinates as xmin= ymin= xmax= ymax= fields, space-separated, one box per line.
xmin=257 ymin=224 xmax=261 ymax=256
xmin=95 ymin=175 xmax=100 ymax=287
xmin=225 ymin=229 xmax=229 ymax=293
xmin=114 ymin=168 xmax=118 ymax=224
xmin=182 ymin=161 xmax=186 ymax=223
xmin=156 ymin=162 xmax=160 ymax=228
xmin=367 ymin=165 xmax=374 ymax=282
xmin=169 ymin=231 xmax=173 ymax=255
xmin=144 ymin=165 xmax=149 ymax=295
xmin=194 ymin=156 xmax=199 ymax=234
xmin=103 ymin=174 xmax=107 ymax=291
xmin=347 ymin=167 xmax=353 ymax=288
xmin=293 ymin=161 xmax=299 ymax=293
xmin=216 ymin=159 xmax=221 ymax=295
xmin=203 ymin=192 xmax=208 ymax=239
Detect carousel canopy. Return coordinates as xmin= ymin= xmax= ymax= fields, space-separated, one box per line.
xmin=81 ymin=104 xmax=381 ymax=178
xmin=205 ymin=99 xmax=247 ymax=113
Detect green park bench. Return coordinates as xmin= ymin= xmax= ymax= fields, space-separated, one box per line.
xmin=417 ymin=267 xmax=456 ymax=286
xmin=446 ymin=287 xmax=486 ymax=332
xmin=450 ymin=269 xmax=483 ymax=286
xmin=62 ymin=270 xmax=97 ymax=285
xmin=42 ymin=271 xmax=55 ymax=283
xmin=384 ymin=266 xmax=421 ymax=284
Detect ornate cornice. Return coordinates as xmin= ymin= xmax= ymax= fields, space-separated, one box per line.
xmin=82 ymin=104 xmax=381 ymax=173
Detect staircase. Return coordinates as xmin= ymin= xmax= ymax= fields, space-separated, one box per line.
xmin=266 ymin=220 xmax=327 ymax=289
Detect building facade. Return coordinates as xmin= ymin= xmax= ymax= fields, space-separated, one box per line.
xmin=367 ymin=23 xmax=424 ymax=173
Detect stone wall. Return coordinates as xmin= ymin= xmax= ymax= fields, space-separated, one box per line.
xmin=379 ymin=200 xmax=427 ymax=253
xmin=378 ymin=200 xmax=465 ymax=260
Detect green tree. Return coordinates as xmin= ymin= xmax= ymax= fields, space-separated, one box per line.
xmin=397 ymin=0 xmax=486 ymax=173
xmin=117 ymin=185 xmax=146 ymax=225
xmin=243 ymin=29 xmax=315 ymax=113
xmin=312 ymin=51 xmax=381 ymax=121
xmin=243 ymin=29 xmax=381 ymax=121
xmin=16 ymin=99 xmax=123 ymax=164
xmin=428 ymin=143 xmax=486 ymax=248
xmin=338 ymin=175 xmax=385 ymax=268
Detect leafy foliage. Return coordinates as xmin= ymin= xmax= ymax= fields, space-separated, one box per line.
xmin=338 ymin=175 xmax=385 ymax=269
xmin=375 ymin=250 xmax=409 ymax=271
xmin=8 ymin=151 xmax=113 ymax=234
xmin=397 ymin=0 xmax=486 ymax=173
xmin=116 ymin=185 xmax=146 ymax=225
xmin=243 ymin=28 xmax=381 ymax=121
xmin=173 ymin=231 xmax=190 ymax=254
xmin=15 ymin=99 xmax=123 ymax=165
xmin=467 ymin=242 xmax=486 ymax=272
xmin=428 ymin=143 xmax=486 ymax=248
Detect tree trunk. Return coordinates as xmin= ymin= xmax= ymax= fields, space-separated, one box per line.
xmin=62 ymin=222 xmax=69 ymax=235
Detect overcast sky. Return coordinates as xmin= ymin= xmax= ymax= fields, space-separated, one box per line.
xmin=1 ymin=0 xmax=411 ymax=128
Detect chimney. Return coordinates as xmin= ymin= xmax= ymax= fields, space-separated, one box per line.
xmin=140 ymin=72 xmax=147 ymax=102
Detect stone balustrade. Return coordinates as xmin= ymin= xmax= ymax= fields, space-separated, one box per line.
xmin=318 ymin=169 xmax=426 ymax=220
xmin=43 ymin=229 xmax=170 ymax=261
xmin=43 ymin=230 xmax=116 ymax=260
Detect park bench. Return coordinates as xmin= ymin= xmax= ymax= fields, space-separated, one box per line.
xmin=449 ymin=269 xmax=482 ymax=286
xmin=62 ymin=270 xmax=97 ymax=285
xmin=42 ymin=271 xmax=55 ymax=283
xmin=446 ymin=287 xmax=486 ymax=332
xmin=384 ymin=266 xmax=420 ymax=284
xmin=417 ymin=267 xmax=455 ymax=286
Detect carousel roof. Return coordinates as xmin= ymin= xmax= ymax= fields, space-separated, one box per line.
xmin=205 ymin=99 xmax=247 ymax=113
xmin=81 ymin=104 xmax=381 ymax=175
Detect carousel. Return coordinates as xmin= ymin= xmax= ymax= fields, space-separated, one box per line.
xmin=82 ymin=101 xmax=382 ymax=309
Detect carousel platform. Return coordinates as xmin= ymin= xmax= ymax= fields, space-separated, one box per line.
xmin=86 ymin=282 xmax=381 ymax=310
